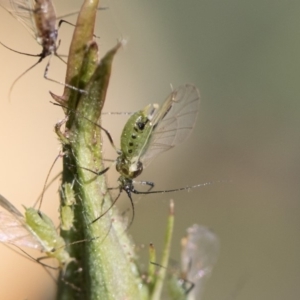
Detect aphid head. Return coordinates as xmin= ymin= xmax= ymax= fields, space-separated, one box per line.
xmin=116 ymin=155 xmax=143 ymax=179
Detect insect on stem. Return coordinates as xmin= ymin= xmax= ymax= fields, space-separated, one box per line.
xmin=0 ymin=0 xmax=87 ymax=100
xmin=51 ymin=84 xmax=210 ymax=229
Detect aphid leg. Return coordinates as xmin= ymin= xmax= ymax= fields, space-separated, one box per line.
xmin=51 ymin=101 xmax=120 ymax=153
xmin=14 ymin=245 xmax=82 ymax=292
xmin=58 ymin=19 xmax=75 ymax=29
xmin=43 ymin=54 xmax=87 ymax=94
xmin=79 ymin=165 xmax=111 ymax=177
xmin=54 ymin=39 xmax=66 ymax=60
xmin=35 ymin=254 xmax=82 ymax=292
xmin=3 ymin=244 xmax=62 ymax=286
xmin=101 ymin=126 xmax=120 ymax=154
xmin=122 ymin=188 xmax=135 ymax=230
xmin=179 ymin=278 xmax=195 ymax=296
xmin=55 ymin=116 xmax=70 ymax=144
xmin=136 ymin=180 xmax=154 ymax=192
xmin=36 ymin=151 xmax=65 ymax=211
xmin=36 ymin=255 xmax=57 ymax=265
xmin=60 ymin=277 xmax=82 ymax=292
xmin=90 ymin=190 xmax=121 ymax=224
xmin=4 ymin=244 xmax=57 ymax=270
xmin=131 ymin=180 xmax=154 ymax=194
xmin=8 ymin=55 xmax=45 ymax=101
xmin=34 ymin=171 xmax=62 ymax=208
xmin=58 ymin=19 xmax=100 ymax=39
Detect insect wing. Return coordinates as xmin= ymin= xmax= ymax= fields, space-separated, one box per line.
xmin=140 ymin=84 xmax=200 ymax=168
xmin=0 ymin=194 xmax=43 ymax=249
xmin=181 ymin=225 xmax=219 ymax=300
xmin=0 ymin=0 xmax=37 ymax=39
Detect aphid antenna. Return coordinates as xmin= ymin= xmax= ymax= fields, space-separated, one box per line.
xmin=56 ymin=6 xmax=109 ymax=20
xmin=4 ymin=44 xmax=86 ymax=101
xmin=90 ymin=180 xmax=223 ymax=226
xmin=0 ymin=41 xmax=43 ymax=57
xmin=7 ymin=55 xmax=45 ymax=101
xmin=130 ymin=180 xmax=222 ymax=195
xmin=2 ymin=242 xmax=58 ymax=271
xmin=33 ymin=171 xmax=62 ymax=209
xmin=1 ymin=244 xmax=61 ymax=288
xmin=90 ymin=178 xmax=153 ymax=230
xmin=35 ymin=151 xmax=64 ymax=211
xmin=76 ymin=163 xmax=135 ymax=230
xmin=102 ymin=111 xmax=133 ymax=115
xmin=90 ymin=169 xmax=214 ymax=231
xmin=51 ymin=101 xmax=120 ymax=154
xmin=89 ymin=186 xmax=136 ymax=232
xmin=90 ymin=189 xmax=121 ymax=225
xmin=93 ymin=178 xmax=212 ymax=225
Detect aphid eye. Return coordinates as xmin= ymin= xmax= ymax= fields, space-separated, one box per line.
xmin=137 ymin=122 xmax=145 ymax=130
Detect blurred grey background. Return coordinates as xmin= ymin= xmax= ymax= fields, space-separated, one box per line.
xmin=0 ymin=0 xmax=299 ymax=299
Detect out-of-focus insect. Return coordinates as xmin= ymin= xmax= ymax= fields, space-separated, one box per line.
xmin=0 ymin=0 xmax=86 ymax=99
xmin=167 ymin=225 xmax=220 ymax=300
xmin=0 ymin=192 xmax=73 ymax=270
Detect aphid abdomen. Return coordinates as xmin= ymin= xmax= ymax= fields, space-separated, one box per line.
xmin=120 ymin=105 xmax=155 ymax=160
xmin=33 ymin=0 xmax=57 ymax=53
xmin=116 ymin=105 xmax=157 ymax=180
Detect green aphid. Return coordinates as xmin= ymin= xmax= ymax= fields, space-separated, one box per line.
xmin=92 ymin=84 xmax=201 ymax=225
xmin=60 ymin=182 xmax=76 ymax=231
xmin=0 ymin=193 xmax=73 ymax=270
xmin=117 ymin=84 xmax=200 ymax=184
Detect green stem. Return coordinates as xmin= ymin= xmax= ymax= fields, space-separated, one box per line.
xmin=151 ymin=201 xmax=175 ymax=300
xmin=54 ymin=1 xmax=146 ymax=299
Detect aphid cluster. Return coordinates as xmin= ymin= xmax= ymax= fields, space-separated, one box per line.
xmin=0 ymin=1 xmax=218 ymax=298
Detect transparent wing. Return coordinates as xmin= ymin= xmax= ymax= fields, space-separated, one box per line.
xmin=0 ymin=194 xmax=43 ymax=249
xmin=140 ymin=84 xmax=200 ymax=168
xmin=0 ymin=0 xmax=37 ymax=39
xmin=182 ymin=225 xmax=220 ymax=300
